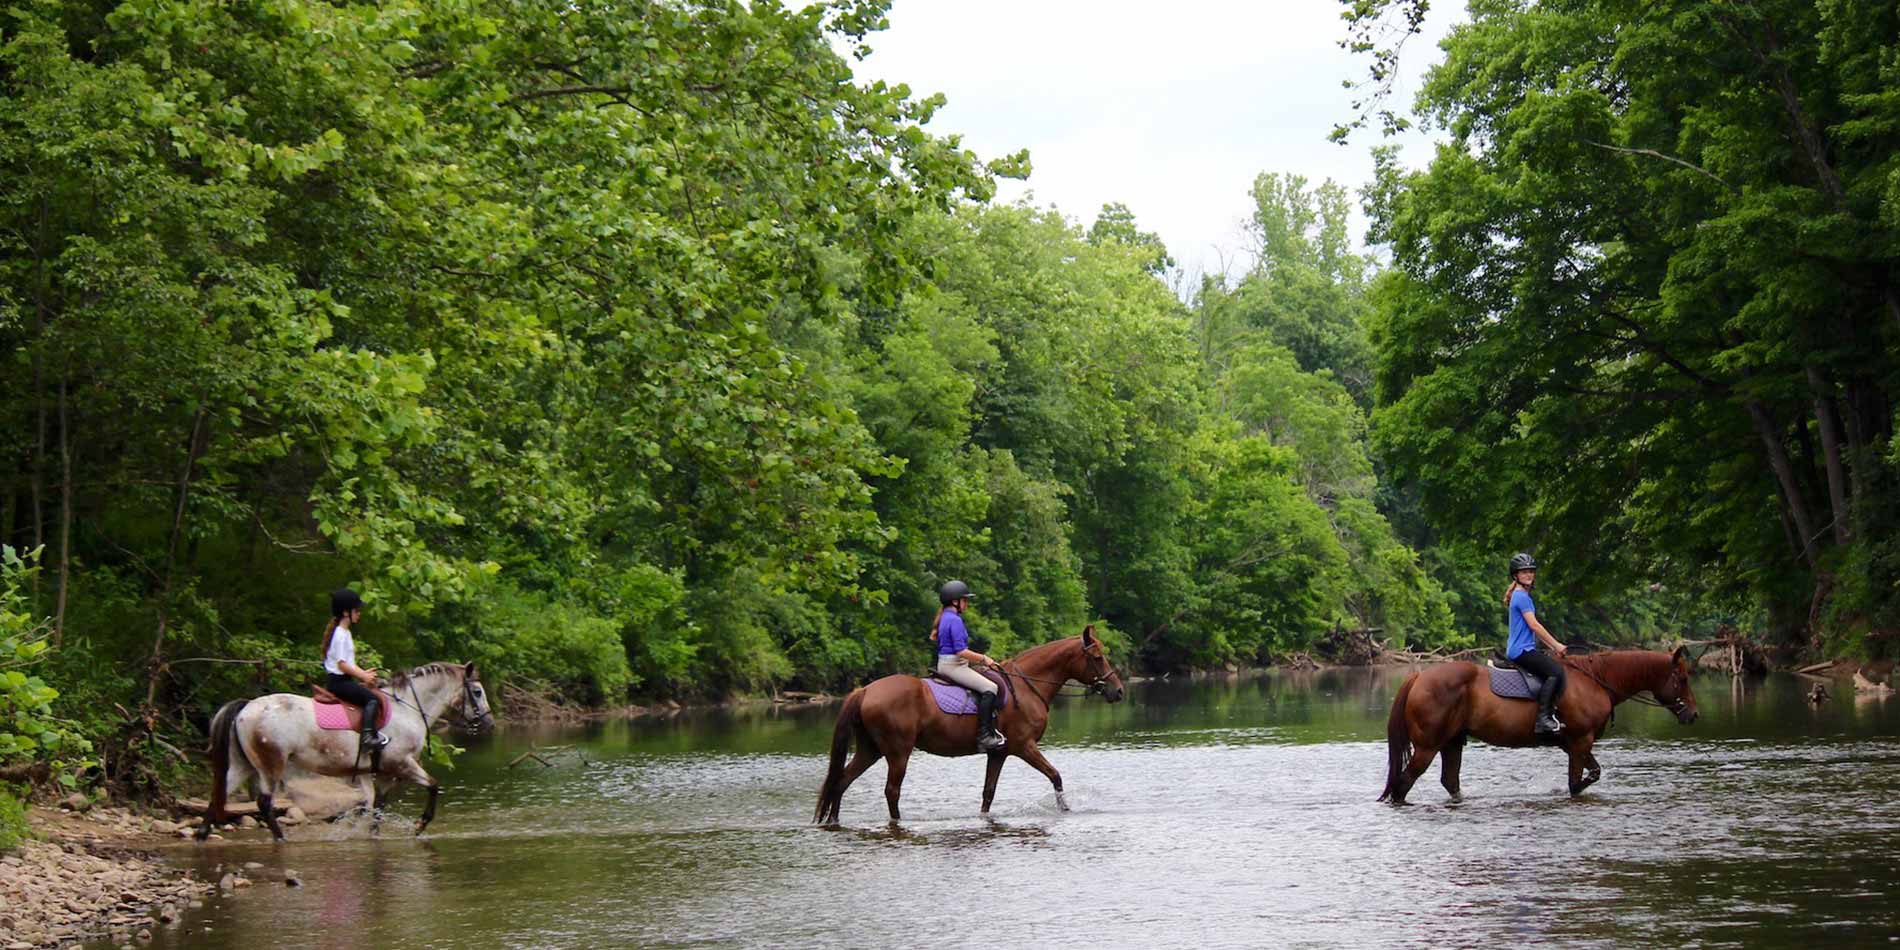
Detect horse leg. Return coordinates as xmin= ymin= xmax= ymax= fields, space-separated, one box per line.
xmin=825 ymin=748 xmax=882 ymax=824
xmin=1392 ymin=742 xmax=1440 ymax=805
xmin=1439 ymin=732 xmax=1467 ymax=803
xmin=1567 ymin=736 xmax=1601 ymax=796
xmin=247 ymin=737 xmax=290 ymax=842
xmin=1015 ymin=741 xmax=1066 ymax=812
xmin=391 ymin=757 xmax=440 ymax=834
xmin=980 ymin=751 xmax=1006 ymax=815
xmin=883 ymin=746 xmax=912 ymax=822
xmin=197 ymin=756 xmax=252 ymax=842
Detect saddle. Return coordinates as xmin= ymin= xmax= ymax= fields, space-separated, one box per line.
xmin=922 ymin=667 xmax=1011 ymax=715
xmin=311 ymin=685 xmax=394 ymax=731
xmin=1485 ymin=655 xmax=1545 ymax=700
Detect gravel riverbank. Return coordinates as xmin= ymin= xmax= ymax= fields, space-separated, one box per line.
xmin=1 ymin=804 xmax=211 ymax=949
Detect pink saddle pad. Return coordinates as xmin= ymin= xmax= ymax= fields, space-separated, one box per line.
xmin=312 ymin=693 xmax=393 ymax=731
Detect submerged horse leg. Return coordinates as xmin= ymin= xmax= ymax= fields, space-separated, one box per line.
xmin=883 ymin=747 xmax=913 ymax=822
xmin=1015 ymin=741 xmax=1067 ymax=812
xmin=980 ymin=751 xmax=1006 ymax=815
xmin=1439 ymin=732 xmax=1467 ymax=803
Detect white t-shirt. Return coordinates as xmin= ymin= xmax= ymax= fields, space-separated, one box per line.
xmin=324 ymin=625 xmax=357 ymax=675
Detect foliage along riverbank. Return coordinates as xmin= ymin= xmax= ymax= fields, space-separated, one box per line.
xmin=2 ymin=0 xmax=1896 ymax=812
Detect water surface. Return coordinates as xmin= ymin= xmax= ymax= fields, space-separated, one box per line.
xmin=117 ymin=670 xmax=1900 ymax=948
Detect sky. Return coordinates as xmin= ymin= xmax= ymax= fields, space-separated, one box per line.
xmin=852 ymin=0 xmax=1462 ymax=284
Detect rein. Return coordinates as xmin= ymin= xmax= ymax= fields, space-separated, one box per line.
xmin=997 ymin=664 xmax=1108 ymax=698
xmin=994 ymin=643 xmax=1115 ymax=701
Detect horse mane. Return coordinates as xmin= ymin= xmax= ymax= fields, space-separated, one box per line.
xmin=1569 ymin=648 xmax=1673 ymax=687
xmin=1010 ymin=636 xmax=1084 ymax=667
xmin=389 ymin=662 xmax=462 ymax=689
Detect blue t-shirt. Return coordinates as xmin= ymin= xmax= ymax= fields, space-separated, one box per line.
xmin=1506 ymin=588 xmax=1537 ymax=659
xmin=937 ymin=609 xmax=968 ymax=656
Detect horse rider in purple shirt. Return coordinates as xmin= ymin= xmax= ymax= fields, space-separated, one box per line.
xmin=930 ymin=580 xmax=1006 ymax=751
xmin=1503 ymin=553 xmax=1568 ymax=735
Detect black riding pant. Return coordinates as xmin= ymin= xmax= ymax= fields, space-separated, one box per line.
xmin=1512 ymin=648 xmax=1566 ymax=709
xmin=325 ymin=673 xmax=380 ymax=713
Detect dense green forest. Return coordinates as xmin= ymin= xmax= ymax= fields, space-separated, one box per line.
xmin=2 ymin=0 xmax=1895 ymax=797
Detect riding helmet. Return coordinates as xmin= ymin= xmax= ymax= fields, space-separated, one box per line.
xmin=331 ymin=587 xmax=365 ymax=618
xmin=938 ymin=580 xmax=972 ymax=606
xmin=1508 ymin=553 xmax=1538 ymax=575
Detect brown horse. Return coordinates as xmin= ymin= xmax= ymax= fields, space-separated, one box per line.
xmin=1379 ymin=647 xmax=1700 ymax=804
xmin=814 ymin=626 xmax=1125 ymax=824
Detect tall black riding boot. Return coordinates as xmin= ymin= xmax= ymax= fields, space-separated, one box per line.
xmin=360 ymin=697 xmax=389 ymax=749
xmin=974 ymin=692 xmax=1005 ymax=751
xmin=1534 ymin=679 xmax=1565 ymax=736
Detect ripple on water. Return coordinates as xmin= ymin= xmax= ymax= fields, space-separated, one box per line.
xmin=113 ymin=673 xmax=1900 ymax=950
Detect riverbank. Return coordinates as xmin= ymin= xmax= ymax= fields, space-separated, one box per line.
xmin=1 ymin=804 xmax=210 ymax=948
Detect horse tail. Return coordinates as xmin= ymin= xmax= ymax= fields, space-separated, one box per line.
xmin=814 ymin=687 xmax=865 ymax=824
xmin=204 ymin=699 xmax=251 ymax=823
xmin=1379 ymin=673 xmax=1417 ymax=802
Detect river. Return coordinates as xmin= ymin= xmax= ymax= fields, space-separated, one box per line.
xmin=106 ymin=670 xmax=1900 ymax=948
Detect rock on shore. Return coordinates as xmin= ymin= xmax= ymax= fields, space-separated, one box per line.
xmin=0 ymin=806 xmax=212 ymax=948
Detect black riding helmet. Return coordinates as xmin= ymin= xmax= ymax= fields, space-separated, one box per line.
xmin=938 ymin=580 xmax=971 ymax=606
xmin=1508 ymin=553 xmax=1537 ymax=575
xmin=331 ymin=587 xmax=365 ymax=618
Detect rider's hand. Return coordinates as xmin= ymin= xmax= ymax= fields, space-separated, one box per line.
xmin=1555 ymin=645 xmax=1569 ymax=657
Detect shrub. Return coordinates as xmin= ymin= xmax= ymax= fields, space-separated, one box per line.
xmin=0 ymin=783 xmax=26 ymax=852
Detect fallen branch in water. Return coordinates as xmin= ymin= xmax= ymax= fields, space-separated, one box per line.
xmin=507 ymin=744 xmax=577 ymax=769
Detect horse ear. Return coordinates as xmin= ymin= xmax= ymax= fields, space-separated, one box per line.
xmin=465 ymin=660 xmax=479 ymax=680
xmin=1671 ymin=645 xmax=1688 ymax=665
xmin=1082 ymin=624 xmax=1096 ymax=646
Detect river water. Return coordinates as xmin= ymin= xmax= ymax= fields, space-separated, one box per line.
xmin=108 ymin=670 xmax=1900 ymax=949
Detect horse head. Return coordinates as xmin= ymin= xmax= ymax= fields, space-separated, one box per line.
xmin=1652 ymin=646 xmax=1700 ymax=724
xmin=457 ymin=661 xmax=495 ymax=733
xmin=1077 ymin=626 xmax=1125 ymax=703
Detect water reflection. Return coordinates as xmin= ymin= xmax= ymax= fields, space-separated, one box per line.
xmin=109 ymin=670 xmax=1900 ymax=949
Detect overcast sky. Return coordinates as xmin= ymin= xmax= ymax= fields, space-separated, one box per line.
xmin=853 ymin=0 xmax=1461 ymax=283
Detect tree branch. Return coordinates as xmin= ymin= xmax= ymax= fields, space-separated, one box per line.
xmin=1585 ymin=141 xmax=1734 ymax=191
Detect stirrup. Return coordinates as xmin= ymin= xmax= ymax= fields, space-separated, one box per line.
xmin=977 ymin=730 xmax=1006 ymax=751
xmin=1534 ymin=712 xmax=1565 ymax=735
xmin=362 ymin=730 xmax=390 ymax=749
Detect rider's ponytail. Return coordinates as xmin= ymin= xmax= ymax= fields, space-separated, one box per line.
xmin=1501 ymin=580 xmax=1521 ymax=609
xmin=929 ymin=606 xmax=945 ymax=642
xmin=321 ymin=617 xmax=341 ymax=659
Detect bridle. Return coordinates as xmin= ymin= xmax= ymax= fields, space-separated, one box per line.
xmin=385 ymin=667 xmax=493 ymax=729
xmin=462 ymin=674 xmax=493 ymax=728
xmin=997 ymin=645 xmax=1117 ymax=698
xmin=1567 ymin=656 xmax=1689 ymax=714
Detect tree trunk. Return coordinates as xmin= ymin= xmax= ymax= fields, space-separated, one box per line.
xmin=28 ymin=198 xmax=53 ymax=593
xmin=54 ymin=373 xmax=73 ymax=645
xmin=1805 ymin=365 xmax=1850 ymax=544
xmin=144 ymin=408 xmax=209 ymax=709
xmin=1744 ymin=399 xmax=1820 ymax=569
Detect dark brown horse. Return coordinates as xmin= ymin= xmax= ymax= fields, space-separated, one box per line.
xmin=1379 ymin=647 xmax=1700 ymax=804
xmin=814 ymin=626 xmax=1125 ymax=824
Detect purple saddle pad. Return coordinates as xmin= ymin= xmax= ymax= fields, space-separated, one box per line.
xmin=1487 ymin=664 xmax=1541 ymax=700
xmin=922 ymin=669 xmax=1011 ymax=715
